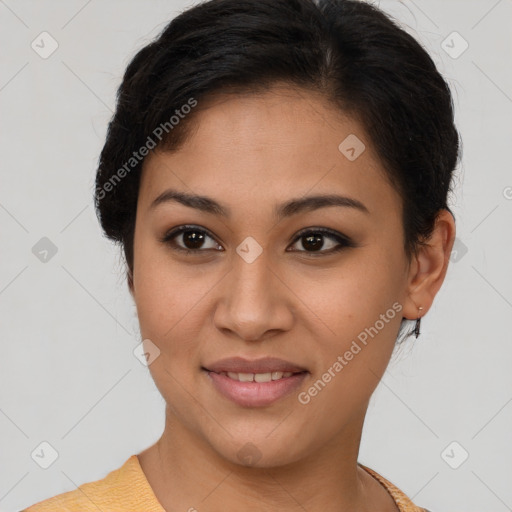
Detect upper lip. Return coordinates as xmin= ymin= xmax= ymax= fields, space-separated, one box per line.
xmin=203 ymin=357 xmax=308 ymax=374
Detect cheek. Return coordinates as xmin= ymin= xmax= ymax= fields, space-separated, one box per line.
xmin=132 ymin=255 xmax=208 ymax=400
xmin=293 ymin=249 xmax=406 ymax=386
xmin=133 ymin=237 xmax=208 ymax=338
xmin=300 ymin=252 xmax=404 ymax=336
xmin=132 ymin=249 xmax=226 ymax=394
xmin=294 ymin=280 xmax=403 ymax=427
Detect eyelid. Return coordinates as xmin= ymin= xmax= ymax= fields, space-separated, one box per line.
xmin=160 ymin=224 xmax=223 ymax=252
xmin=288 ymin=227 xmax=355 ymax=252
xmin=161 ymin=225 xmax=355 ymax=254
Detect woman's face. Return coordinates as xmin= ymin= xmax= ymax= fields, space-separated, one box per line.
xmin=131 ymin=85 xmax=415 ymax=467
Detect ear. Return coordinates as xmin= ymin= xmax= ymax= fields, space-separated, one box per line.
xmin=402 ymin=209 xmax=456 ymax=321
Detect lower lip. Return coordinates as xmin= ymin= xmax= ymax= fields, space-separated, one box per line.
xmin=205 ymin=370 xmax=308 ymax=407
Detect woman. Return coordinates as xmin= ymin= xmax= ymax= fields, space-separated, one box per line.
xmin=23 ymin=0 xmax=458 ymax=510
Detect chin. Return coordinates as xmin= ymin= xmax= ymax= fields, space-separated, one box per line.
xmin=205 ymin=428 xmax=311 ymax=470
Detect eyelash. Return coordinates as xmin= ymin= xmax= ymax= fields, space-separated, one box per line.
xmin=159 ymin=224 xmax=356 ymax=257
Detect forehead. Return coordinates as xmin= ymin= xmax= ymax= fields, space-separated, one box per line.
xmin=138 ymin=85 xmax=400 ymax=218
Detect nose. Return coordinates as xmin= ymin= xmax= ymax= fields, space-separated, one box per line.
xmin=213 ymin=248 xmax=294 ymax=342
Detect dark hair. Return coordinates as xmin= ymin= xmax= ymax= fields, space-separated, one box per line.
xmin=94 ymin=0 xmax=460 ymax=339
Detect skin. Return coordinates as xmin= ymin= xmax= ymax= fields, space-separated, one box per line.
xmin=129 ymin=84 xmax=455 ymax=512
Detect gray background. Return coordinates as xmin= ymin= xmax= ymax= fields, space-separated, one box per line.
xmin=1 ymin=1 xmax=511 ymax=511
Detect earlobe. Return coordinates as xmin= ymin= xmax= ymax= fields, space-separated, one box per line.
xmin=402 ymin=209 xmax=456 ymax=321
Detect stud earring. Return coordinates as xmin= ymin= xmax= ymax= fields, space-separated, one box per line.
xmin=414 ymin=306 xmax=424 ymax=338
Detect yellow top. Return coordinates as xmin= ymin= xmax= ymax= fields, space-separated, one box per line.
xmin=22 ymin=455 xmax=428 ymax=512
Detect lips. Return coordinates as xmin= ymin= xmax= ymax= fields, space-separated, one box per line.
xmin=202 ymin=357 xmax=308 ymax=407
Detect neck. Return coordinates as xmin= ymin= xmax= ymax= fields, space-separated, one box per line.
xmin=137 ymin=407 xmax=398 ymax=512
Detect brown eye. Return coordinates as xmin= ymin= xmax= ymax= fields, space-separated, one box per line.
xmin=288 ymin=228 xmax=354 ymax=254
xmin=161 ymin=225 xmax=222 ymax=253
xmin=300 ymin=233 xmax=325 ymax=251
xmin=181 ymin=230 xmax=206 ymax=249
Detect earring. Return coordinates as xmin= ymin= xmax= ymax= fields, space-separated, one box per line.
xmin=414 ymin=306 xmax=424 ymax=338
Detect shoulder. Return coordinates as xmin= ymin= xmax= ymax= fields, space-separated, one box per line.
xmin=21 ymin=455 xmax=164 ymax=512
xmin=359 ymin=463 xmax=431 ymax=512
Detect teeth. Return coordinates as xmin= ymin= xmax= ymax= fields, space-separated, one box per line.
xmin=222 ymin=371 xmax=296 ymax=382
xmin=254 ymin=372 xmax=272 ymax=383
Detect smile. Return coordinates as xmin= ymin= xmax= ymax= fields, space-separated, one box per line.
xmin=204 ymin=369 xmax=308 ymax=407
xmin=216 ymin=371 xmax=296 ymax=382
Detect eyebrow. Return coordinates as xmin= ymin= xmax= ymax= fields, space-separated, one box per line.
xmin=149 ymin=188 xmax=369 ymax=218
